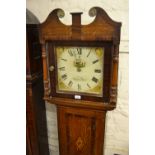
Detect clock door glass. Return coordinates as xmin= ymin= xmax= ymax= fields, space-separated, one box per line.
xmin=56 ymin=46 xmax=104 ymax=96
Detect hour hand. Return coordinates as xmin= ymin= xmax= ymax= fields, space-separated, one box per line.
xmin=74 ymin=58 xmax=86 ymax=72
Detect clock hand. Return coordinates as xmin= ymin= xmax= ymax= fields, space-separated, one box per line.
xmin=74 ymin=58 xmax=86 ymax=72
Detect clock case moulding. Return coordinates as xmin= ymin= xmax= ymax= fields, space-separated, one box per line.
xmin=39 ymin=7 xmax=121 ymax=111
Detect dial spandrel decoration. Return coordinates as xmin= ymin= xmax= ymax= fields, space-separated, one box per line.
xmin=56 ymin=46 xmax=104 ymax=96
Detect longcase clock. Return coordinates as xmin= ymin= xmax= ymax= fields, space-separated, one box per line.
xmin=39 ymin=7 xmax=121 ymax=155
xmin=26 ymin=24 xmax=49 ymax=155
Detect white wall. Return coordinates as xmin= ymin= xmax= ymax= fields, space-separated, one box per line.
xmin=26 ymin=0 xmax=129 ymax=155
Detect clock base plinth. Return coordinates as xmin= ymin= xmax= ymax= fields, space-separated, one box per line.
xmin=57 ymin=105 xmax=107 ymax=155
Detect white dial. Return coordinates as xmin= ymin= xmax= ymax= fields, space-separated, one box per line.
xmin=56 ymin=46 xmax=104 ymax=96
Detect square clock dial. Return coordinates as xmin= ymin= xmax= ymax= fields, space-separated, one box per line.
xmin=55 ymin=46 xmax=104 ymax=96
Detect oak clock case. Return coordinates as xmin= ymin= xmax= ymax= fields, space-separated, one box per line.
xmin=26 ymin=24 xmax=49 ymax=155
xmin=39 ymin=7 xmax=121 ymax=155
xmin=47 ymin=42 xmax=112 ymax=102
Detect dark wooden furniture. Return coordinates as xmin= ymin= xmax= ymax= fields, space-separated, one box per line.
xmin=26 ymin=24 xmax=49 ymax=155
xmin=39 ymin=7 xmax=121 ymax=155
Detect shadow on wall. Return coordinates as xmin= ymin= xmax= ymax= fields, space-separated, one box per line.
xmin=26 ymin=9 xmax=40 ymax=24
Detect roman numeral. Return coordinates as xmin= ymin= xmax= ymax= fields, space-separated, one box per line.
xmin=61 ymin=58 xmax=67 ymax=61
xmin=92 ymin=77 xmax=98 ymax=83
xmin=87 ymin=49 xmax=91 ymax=57
xmin=78 ymin=84 xmax=81 ymax=91
xmin=68 ymin=81 xmax=73 ymax=87
xmin=77 ymin=48 xmax=82 ymax=55
xmin=87 ymin=83 xmax=91 ymax=88
xmin=59 ymin=67 xmax=65 ymax=71
xmin=94 ymin=69 xmax=101 ymax=73
xmin=68 ymin=50 xmax=74 ymax=56
xmin=92 ymin=59 xmax=99 ymax=64
xmin=61 ymin=74 xmax=67 ymax=80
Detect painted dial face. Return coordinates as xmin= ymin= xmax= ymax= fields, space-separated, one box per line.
xmin=56 ymin=46 xmax=104 ymax=96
